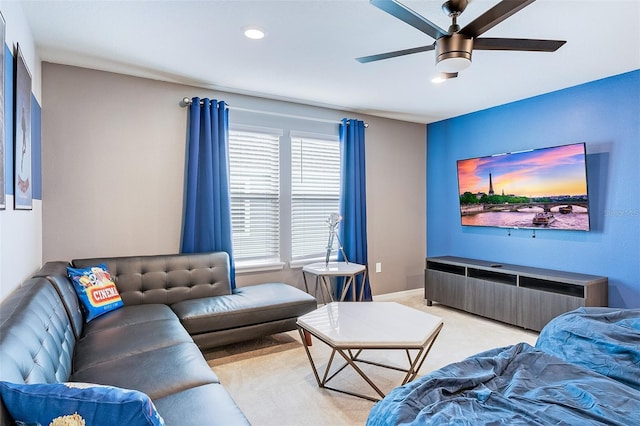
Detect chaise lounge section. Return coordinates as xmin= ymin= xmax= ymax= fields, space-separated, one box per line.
xmin=69 ymin=252 xmax=318 ymax=350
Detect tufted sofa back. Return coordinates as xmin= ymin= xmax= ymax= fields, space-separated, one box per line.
xmin=33 ymin=261 xmax=85 ymax=339
xmin=0 ymin=278 xmax=75 ymax=385
xmin=72 ymin=252 xmax=232 ymax=306
xmin=0 ymin=278 xmax=77 ymax=426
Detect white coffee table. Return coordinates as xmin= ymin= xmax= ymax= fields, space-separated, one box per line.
xmin=297 ymin=302 xmax=443 ymax=401
xmin=302 ymin=261 xmax=367 ymax=304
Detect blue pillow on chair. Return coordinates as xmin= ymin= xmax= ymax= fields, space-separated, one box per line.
xmin=67 ymin=264 xmax=124 ymax=322
xmin=0 ymin=381 xmax=165 ymax=426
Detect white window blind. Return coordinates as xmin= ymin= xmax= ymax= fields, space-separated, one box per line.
xmin=228 ymin=129 xmax=281 ymax=262
xmin=291 ymin=135 xmax=341 ymax=260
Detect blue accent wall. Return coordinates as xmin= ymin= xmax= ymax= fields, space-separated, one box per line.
xmin=427 ymin=70 xmax=640 ymax=308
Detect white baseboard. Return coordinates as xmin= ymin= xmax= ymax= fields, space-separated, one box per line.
xmin=373 ymin=288 xmax=423 ymax=301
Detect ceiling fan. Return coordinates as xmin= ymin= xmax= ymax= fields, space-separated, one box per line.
xmin=357 ymin=0 xmax=566 ymax=80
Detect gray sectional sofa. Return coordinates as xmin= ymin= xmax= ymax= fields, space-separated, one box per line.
xmin=0 ymin=252 xmax=317 ymax=425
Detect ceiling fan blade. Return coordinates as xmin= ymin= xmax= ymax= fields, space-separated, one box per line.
xmin=356 ymin=44 xmax=436 ymax=63
xmin=474 ymin=37 xmax=566 ymax=52
xmin=460 ymin=0 xmax=536 ymax=38
xmin=370 ymin=0 xmax=448 ymax=40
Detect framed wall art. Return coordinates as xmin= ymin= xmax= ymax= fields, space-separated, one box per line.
xmin=14 ymin=43 xmax=32 ymax=210
xmin=0 ymin=13 xmax=5 ymax=210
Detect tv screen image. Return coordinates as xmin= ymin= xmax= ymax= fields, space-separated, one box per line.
xmin=457 ymin=143 xmax=590 ymax=231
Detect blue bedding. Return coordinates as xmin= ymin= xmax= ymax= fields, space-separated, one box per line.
xmin=367 ymin=342 xmax=640 ymax=425
xmin=536 ymin=307 xmax=640 ymax=391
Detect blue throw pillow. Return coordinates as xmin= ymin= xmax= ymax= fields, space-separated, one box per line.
xmin=0 ymin=381 xmax=165 ymax=426
xmin=67 ymin=264 xmax=124 ymax=322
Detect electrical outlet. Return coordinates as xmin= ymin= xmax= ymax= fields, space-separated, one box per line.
xmin=375 ymin=262 xmax=382 ymax=273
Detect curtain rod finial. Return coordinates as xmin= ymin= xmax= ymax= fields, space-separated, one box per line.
xmin=181 ymin=97 xmax=191 ymax=107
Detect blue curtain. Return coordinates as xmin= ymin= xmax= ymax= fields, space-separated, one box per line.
xmin=338 ymin=118 xmax=372 ymax=301
xmin=181 ymin=97 xmax=236 ymax=288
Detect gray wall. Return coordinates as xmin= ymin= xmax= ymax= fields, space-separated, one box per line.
xmin=42 ymin=63 xmax=426 ymax=296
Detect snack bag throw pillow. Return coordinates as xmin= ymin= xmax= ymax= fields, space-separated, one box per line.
xmin=67 ymin=264 xmax=124 ymax=322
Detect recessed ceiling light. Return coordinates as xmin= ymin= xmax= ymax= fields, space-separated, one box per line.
xmin=244 ymin=27 xmax=265 ymax=40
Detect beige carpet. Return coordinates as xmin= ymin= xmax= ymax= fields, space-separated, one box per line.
xmin=204 ymin=289 xmax=538 ymax=425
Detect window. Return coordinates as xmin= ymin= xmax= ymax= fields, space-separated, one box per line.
xmin=228 ymin=126 xmax=341 ymax=270
xmin=228 ymin=129 xmax=281 ymax=264
xmin=291 ymin=134 xmax=341 ymax=261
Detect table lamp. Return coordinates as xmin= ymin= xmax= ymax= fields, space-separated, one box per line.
xmin=325 ymin=213 xmax=348 ymax=267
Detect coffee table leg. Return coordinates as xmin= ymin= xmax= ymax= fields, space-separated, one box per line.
xmin=303 ymin=330 xmax=312 ymax=346
xmin=298 ymin=327 xmax=322 ymax=387
xmin=297 ymin=328 xmax=384 ymax=401
xmin=334 ymin=348 xmax=386 ymax=400
xmin=401 ymin=322 xmax=444 ymax=384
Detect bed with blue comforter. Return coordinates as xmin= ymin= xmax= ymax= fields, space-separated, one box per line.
xmin=367 ymin=307 xmax=640 ymax=425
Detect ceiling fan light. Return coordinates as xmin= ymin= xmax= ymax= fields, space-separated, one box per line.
xmin=243 ymin=27 xmax=265 ymax=40
xmin=435 ymin=33 xmax=473 ymax=73
xmin=436 ymin=56 xmax=471 ymax=73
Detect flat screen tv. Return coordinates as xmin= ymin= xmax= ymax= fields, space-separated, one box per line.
xmin=457 ymin=142 xmax=590 ymax=231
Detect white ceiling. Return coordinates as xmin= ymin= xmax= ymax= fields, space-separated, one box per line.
xmin=20 ymin=0 xmax=640 ymax=123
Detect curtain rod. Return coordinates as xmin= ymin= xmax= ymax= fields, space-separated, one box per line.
xmin=180 ymin=97 xmax=368 ymax=127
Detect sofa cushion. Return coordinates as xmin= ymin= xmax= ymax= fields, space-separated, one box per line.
xmin=67 ymin=264 xmax=124 ymax=322
xmin=191 ymin=317 xmax=303 ymax=350
xmin=74 ymin=317 xmax=194 ymax=373
xmin=82 ymin=304 xmax=178 ymax=336
xmin=172 ymin=283 xmax=317 ymax=335
xmin=154 ymin=384 xmax=249 ymax=426
xmin=0 ymin=381 xmax=164 ymax=426
xmin=71 ymin=342 xmax=220 ymax=400
xmin=72 ymin=252 xmax=232 ymax=305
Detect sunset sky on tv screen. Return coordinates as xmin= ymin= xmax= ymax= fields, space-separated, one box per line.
xmin=458 ymin=144 xmax=588 ymax=198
